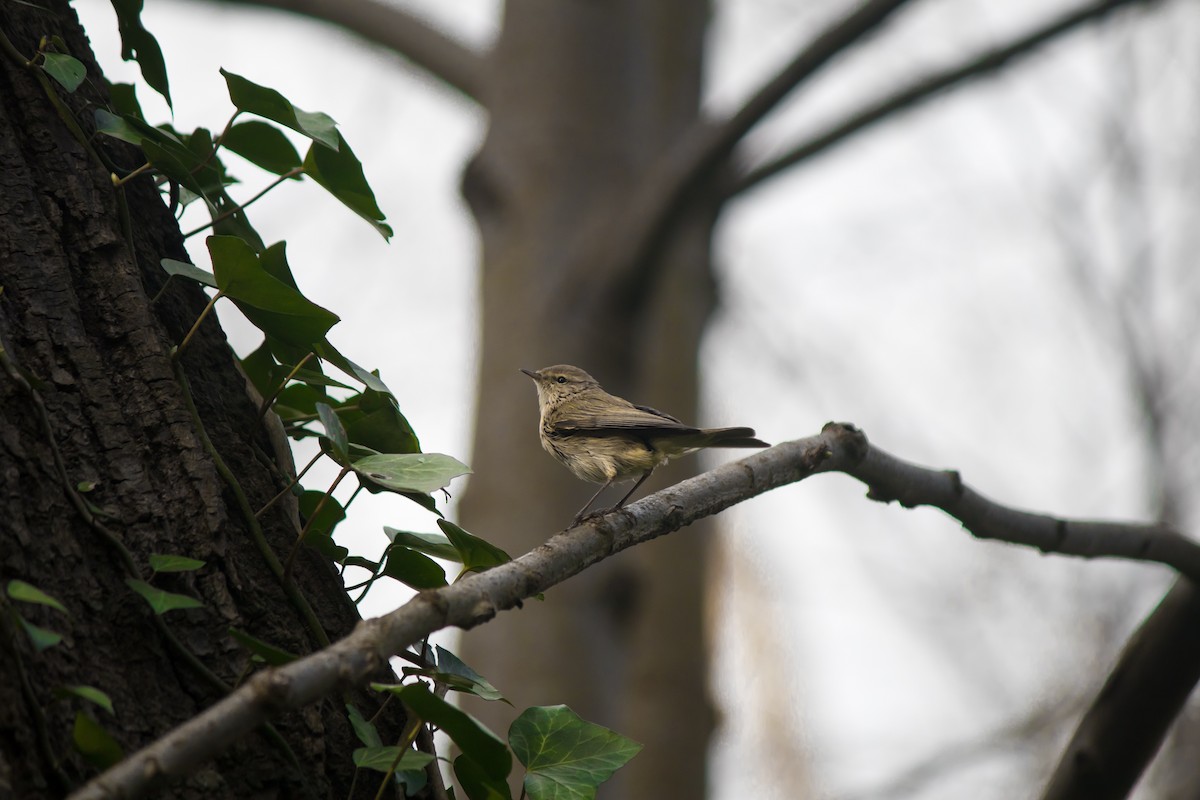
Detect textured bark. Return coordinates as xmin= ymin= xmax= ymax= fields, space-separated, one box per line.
xmin=0 ymin=3 xmax=396 ymax=797
xmin=455 ymin=2 xmax=717 ymax=798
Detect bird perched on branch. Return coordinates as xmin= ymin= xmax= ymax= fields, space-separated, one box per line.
xmin=521 ymin=364 xmax=769 ymax=523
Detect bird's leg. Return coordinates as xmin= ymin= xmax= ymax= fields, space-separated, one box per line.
xmin=611 ymin=469 xmax=653 ymax=512
xmin=573 ymin=479 xmax=615 ymax=524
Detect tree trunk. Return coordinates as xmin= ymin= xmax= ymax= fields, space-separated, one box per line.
xmin=0 ymin=3 xmax=395 ymax=796
xmin=457 ymin=2 xmax=718 ymax=797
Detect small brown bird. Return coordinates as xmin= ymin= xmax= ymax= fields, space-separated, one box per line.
xmin=521 ymin=364 xmax=769 ymax=523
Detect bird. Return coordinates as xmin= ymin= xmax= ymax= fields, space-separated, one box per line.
xmin=521 ymin=364 xmax=769 ymax=523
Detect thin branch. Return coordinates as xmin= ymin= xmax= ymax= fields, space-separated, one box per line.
xmin=729 ymin=0 xmax=1166 ymax=198
xmin=1040 ymin=577 xmax=1200 ymax=800
xmin=68 ymin=423 xmax=1200 ymax=799
xmin=201 ymin=0 xmax=484 ymax=102
xmin=574 ymin=0 xmax=916 ymax=311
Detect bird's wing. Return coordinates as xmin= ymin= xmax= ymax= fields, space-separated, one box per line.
xmin=550 ymin=394 xmax=698 ymax=437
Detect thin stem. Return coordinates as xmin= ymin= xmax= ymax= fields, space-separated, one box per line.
xmin=182 ymin=167 xmax=303 ymax=239
xmin=372 ymin=715 xmax=424 ymax=800
xmin=173 ymin=290 xmax=224 ymax=360
xmin=283 ymin=466 xmax=352 ymax=581
xmin=258 ymin=352 xmax=314 ymax=420
xmin=255 ymin=449 xmax=323 ymax=519
xmin=112 ymin=161 xmax=154 ymax=187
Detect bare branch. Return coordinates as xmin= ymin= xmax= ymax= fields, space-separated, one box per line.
xmin=574 ymin=0 xmax=916 ymax=312
xmin=1040 ymin=577 xmax=1200 ymax=800
xmin=728 ymin=0 xmax=1168 ymax=198
xmin=69 ymin=423 xmax=1200 ymax=799
xmin=203 ymin=0 xmax=484 ymax=101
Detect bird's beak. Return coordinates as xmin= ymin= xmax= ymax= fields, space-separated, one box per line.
xmin=520 ymin=368 xmax=538 ymax=380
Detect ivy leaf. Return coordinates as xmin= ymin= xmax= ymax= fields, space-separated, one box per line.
xmin=315 ymin=402 xmax=349 ymax=463
xmin=303 ymin=134 xmax=392 ymax=239
xmin=510 ymin=706 xmax=642 ymax=800
xmin=347 ymin=703 xmax=382 ymax=749
xmin=353 ymin=453 xmax=470 ymax=495
xmin=439 ymin=520 xmax=511 ymax=575
xmin=57 ymin=685 xmax=115 ymax=715
xmin=388 ymin=684 xmax=512 ymax=782
xmin=41 ymin=53 xmax=86 ymax=92
xmin=313 ymin=340 xmax=393 ymax=397
xmin=108 ymin=82 xmax=143 ymax=118
xmin=221 ymin=69 xmax=338 ymax=149
xmin=222 ymin=120 xmax=302 ymax=176
xmin=352 ymin=746 xmax=434 ymax=773
xmin=381 ymin=545 xmax=447 ymax=590
xmin=7 ymin=580 xmax=68 ymax=613
xmin=228 ymin=628 xmax=298 ymax=666
xmin=149 ymin=553 xmax=206 ymax=573
xmin=73 ymin=712 xmax=125 ymax=769
xmin=298 ymin=491 xmax=349 ymax=562
xmin=383 ymin=528 xmax=460 ymax=562
xmin=207 ymin=235 xmax=339 ymax=346
xmin=17 ymin=615 xmax=62 ymax=652
xmin=109 ymin=0 xmax=171 ymax=107
xmin=455 ymin=753 xmax=514 ymax=800
xmin=340 ymin=389 xmax=419 ymax=455
xmin=124 ymin=579 xmax=203 ymax=615
xmin=160 ymin=258 xmax=218 ymax=288
xmin=397 ymin=647 xmax=507 ymax=703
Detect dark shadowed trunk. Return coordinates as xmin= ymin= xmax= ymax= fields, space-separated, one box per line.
xmin=0 ymin=3 xmax=396 ymax=796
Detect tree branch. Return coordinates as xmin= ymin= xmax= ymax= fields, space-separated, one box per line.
xmin=69 ymin=423 xmax=1200 ymax=799
xmin=575 ymin=0 xmax=916 ymax=311
xmin=203 ymin=0 xmax=484 ymax=101
xmin=1039 ymin=577 xmax=1200 ymax=800
xmin=728 ymin=0 xmax=1166 ymax=198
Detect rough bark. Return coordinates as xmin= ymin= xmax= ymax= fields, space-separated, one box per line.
xmin=0 ymin=3 xmax=396 ymax=797
xmin=455 ymin=2 xmax=717 ymax=797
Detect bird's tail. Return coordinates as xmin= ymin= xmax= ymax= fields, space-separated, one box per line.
xmin=697 ymin=426 xmax=770 ymax=448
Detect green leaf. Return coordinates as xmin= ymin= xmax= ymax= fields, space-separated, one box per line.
xmin=17 ymin=615 xmax=62 ymax=652
xmin=259 ymin=241 xmax=299 ymax=288
xmin=313 ymin=340 xmax=394 ymax=396
xmin=303 ymin=135 xmax=393 ymax=239
xmin=7 ymin=580 xmax=67 ymax=613
xmin=73 ymin=711 xmax=125 ymax=769
xmin=435 ymin=647 xmax=507 ymax=702
xmin=383 ymin=528 xmax=460 ymax=562
xmin=397 ymin=647 xmax=507 ymax=703
xmin=207 ymin=235 xmax=339 ymax=346
xmin=108 ymin=82 xmax=143 ymax=118
xmin=352 ymin=745 xmax=434 ymax=773
xmin=298 ymin=490 xmax=346 ymax=546
xmin=439 ymin=520 xmax=511 ymax=575
xmin=239 ymin=341 xmax=282 ymax=398
xmin=124 ymin=579 xmax=203 ymax=615
xmin=347 ymin=703 xmax=383 ymax=749
xmin=149 ymin=553 xmax=206 ymax=573
xmin=455 ymin=753 xmax=514 ymax=800
xmin=353 ymin=453 xmax=470 ymax=495
xmin=220 ymin=70 xmax=338 ymax=150
xmin=396 ymin=683 xmax=511 ymax=781
xmin=57 ymin=685 xmax=115 ymax=715
xmin=160 ymin=258 xmax=218 ymax=288
xmin=315 ymin=402 xmax=349 ymax=463
xmin=382 ymin=546 xmax=447 ymax=590
xmin=341 ymin=389 xmax=420 ymax=455
xmin=222 ymin=120 xmax=302 ymax=176
xmin=41 ymin=53 xmax=85 ymax=92
xmin=510 ymin=706 xmax=642 ymax=800
xmin=108 ymin=0 xmax=172 ymax=107
xmin=228 ymin=628 xmax=298 ymax=666
xmin=94 ymin=108 xmax=142 ymax=145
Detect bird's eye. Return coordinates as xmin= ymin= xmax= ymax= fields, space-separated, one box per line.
xmin=556 ymin=376 xmax=567 ymax=384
